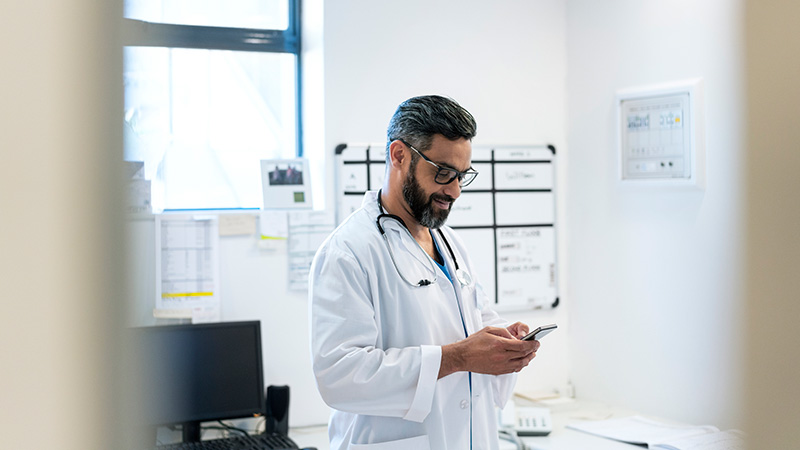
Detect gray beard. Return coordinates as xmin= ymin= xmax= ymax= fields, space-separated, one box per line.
xmin=402 ymin=170 xmax=452 ymax=229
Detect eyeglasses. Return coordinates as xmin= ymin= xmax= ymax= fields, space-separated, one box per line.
xmin=398 ymin=139 xmax=479 ymax=187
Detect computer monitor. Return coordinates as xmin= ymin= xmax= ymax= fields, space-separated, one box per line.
xmin=132 ymin=321 xmax=265 ymax=442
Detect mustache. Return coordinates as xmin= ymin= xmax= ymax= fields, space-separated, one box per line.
xmin=430 ymin=193 xmax=455 ymax=205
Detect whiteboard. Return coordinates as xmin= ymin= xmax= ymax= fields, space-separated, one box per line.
xmin=335 ymin=143 xmax=558 ymax=310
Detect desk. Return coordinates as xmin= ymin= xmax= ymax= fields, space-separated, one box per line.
xmin=295 ymin=400 xmax=639 ymax=450
xmin=289 ymin=425 xmax=330 ymax=450
xmin=502 ymin=399 xmax=639 ymax=450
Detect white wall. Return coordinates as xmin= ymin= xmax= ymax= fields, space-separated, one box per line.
xmin=127 ymin=0 xmax=572 ymax=427
xmin=565 ymin=0 xmax=745 ymax=428
xmin=127 ymin=0 xmax=752 ymax=433
xmin=319 ymin=0 xmax=572 ymax=397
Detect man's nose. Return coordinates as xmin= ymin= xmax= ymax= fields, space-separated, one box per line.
xmin=443 ymin=179 xmax=461 ymax=200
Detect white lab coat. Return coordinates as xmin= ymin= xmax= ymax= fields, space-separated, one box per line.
xmin=310 ymin=191 xmax=516 ymax=450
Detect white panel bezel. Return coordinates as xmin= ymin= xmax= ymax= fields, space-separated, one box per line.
xmin=616 ymin=79 xmax=705 ymax=189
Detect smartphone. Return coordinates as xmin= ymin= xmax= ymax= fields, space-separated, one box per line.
xmin=521 ymin=324 xmax=557 ymax=341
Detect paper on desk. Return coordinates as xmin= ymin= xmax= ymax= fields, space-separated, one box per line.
xmin=567 ymin=415 xmax=718 ymax=447
xmin=651 ymin=429 xmax=746 ymax=450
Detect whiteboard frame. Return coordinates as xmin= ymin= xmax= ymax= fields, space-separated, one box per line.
xmin=335 ymin=143 xmax=559 ymax=311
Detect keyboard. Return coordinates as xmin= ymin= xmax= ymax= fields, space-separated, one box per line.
xmin=154 ymin=433 xmax=299 ymax=450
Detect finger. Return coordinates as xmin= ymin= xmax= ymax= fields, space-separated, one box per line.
xmin=509 ymin=351 xmax=535 ymax=362
xmin=512 ymin=353 xmax=535 ymax=372
xmin=505 ymin=322 xmax=519 ymax=336
xmin=510 ymin=350 xmax=537 ymax=370
xmin=501 ymin=346 xmax=536 ymax=362
xmin=508 ymin=327 xmax=526 ymax=340
xmin=503 ymin=337 xmax=539 ymax=353
xmin=512 ymin=322 xmax=530 ymax=338
xmin=485 ymin=326 xmax=515 ymax=339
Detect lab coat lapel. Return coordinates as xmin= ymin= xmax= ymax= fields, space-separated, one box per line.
xmin=368 ymin=190 xmax=444 ymax=286
xmin=390 ymin=226 xmax=435 ymax=270
xmin=433 ymin=229 xmax=478 ymax=336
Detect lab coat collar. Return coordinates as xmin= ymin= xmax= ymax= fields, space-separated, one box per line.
xmin=364 ymin=191 xmax=439 ymax=278
xmin=362 ymin=190 xmax=381 ymax=214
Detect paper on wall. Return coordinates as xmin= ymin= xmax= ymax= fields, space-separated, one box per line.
xmin=218 ymin=214 xmax=256 ymax=236
xmin=287 ymin=210 xmax=335 ymax=291
xmin=154 ymin=215 xmax=221 ymax=319
xmin=259 ymin=210 xmax=289 ymax=239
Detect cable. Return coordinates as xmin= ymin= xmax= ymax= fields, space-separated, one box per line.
xmin=213 ymin=421 xmax=250 ymax=437
xmin=498 ymin=428 xmax=528 ymax=450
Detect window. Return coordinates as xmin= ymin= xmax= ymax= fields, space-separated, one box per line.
xmin=123 ymin=0 xmax=301 ymax=211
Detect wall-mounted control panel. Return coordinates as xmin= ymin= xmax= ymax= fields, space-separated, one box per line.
xmin=616 ymin=79 xmax=704 ymax=188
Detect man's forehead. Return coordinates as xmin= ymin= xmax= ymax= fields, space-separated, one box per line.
xmin=426 ymin=137 xmax=472 ymax=171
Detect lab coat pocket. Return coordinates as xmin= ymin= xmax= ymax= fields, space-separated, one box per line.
xmin=456 ymin=283 xmax=479 ymax=328
xmin=349 ymin=434 xmax=430 ymax=450
xmin=466 ymin=284 xmax=479 ymax=307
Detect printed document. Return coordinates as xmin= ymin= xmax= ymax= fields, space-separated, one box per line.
xmin=568 ymin=415 xmax=717 ymax=446
xmin=155 ymin=215 xmax=220 ymax=321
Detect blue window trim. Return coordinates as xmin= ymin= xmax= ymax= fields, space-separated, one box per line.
xmin=163 ymin=208 xmax=262 ymax=213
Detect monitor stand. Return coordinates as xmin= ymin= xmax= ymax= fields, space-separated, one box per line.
xmin=182 ymin=421 xmax=201 ymax=443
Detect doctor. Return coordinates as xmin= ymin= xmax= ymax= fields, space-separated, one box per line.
xmin=310 ymin=95 xmax=540 ymax=450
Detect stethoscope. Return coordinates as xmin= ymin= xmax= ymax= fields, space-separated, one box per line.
xmin=376 ymin=190 xmax=473 ymax=288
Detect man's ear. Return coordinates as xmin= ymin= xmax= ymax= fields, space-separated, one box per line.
xmin=388 ymin=140 xmax=407 ymax=169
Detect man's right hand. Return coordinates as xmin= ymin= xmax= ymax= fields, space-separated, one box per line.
xmin=438 ymin=326 xmax=540 ymax=378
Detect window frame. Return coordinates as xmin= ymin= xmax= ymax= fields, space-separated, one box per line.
xmin=121 ymin=0 xmax=304 ymax=187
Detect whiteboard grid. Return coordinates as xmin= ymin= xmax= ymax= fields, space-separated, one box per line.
xmin=335 ymin=143 xmax=558 ymax=310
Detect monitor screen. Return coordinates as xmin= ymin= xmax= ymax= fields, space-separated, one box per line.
xmin=132 ymin=321 xmax=265 ymax=427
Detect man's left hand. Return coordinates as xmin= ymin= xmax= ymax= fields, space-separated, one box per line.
xmin=506 ymin=322 xmax=530 ymax=340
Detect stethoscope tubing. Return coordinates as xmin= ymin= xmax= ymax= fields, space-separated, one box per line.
xmin=376 ymin=191 xmax=463 ymax=287
xmin=377 ymin=214 xmax=436 ymax=287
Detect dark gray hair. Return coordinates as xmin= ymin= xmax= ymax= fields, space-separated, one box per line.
xmin=385 ymin=95 xmax=477 ymax=163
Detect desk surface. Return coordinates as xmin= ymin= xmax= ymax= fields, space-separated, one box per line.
xmin=289 ymin=425 xmax=331 ymax=450
xmin=494 ymin=398 xmax=639 ymax=450
xmin=519 ymin=398 xmax=640 ymax=450
xmin=296 ymin=399 xmax=641 ymax=450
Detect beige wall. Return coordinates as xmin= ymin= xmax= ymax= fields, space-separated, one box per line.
xmin=0 ymin=1 xmax=124 ymax=449
xmin=744 ymin=0 xmax=800 ymax=447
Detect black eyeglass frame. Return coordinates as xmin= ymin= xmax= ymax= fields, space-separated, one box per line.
xmin=396 ymin=139 xmax=479 ymax=187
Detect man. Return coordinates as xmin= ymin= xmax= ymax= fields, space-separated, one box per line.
xmin=310 ymin=95 xmax=540 ymax=450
